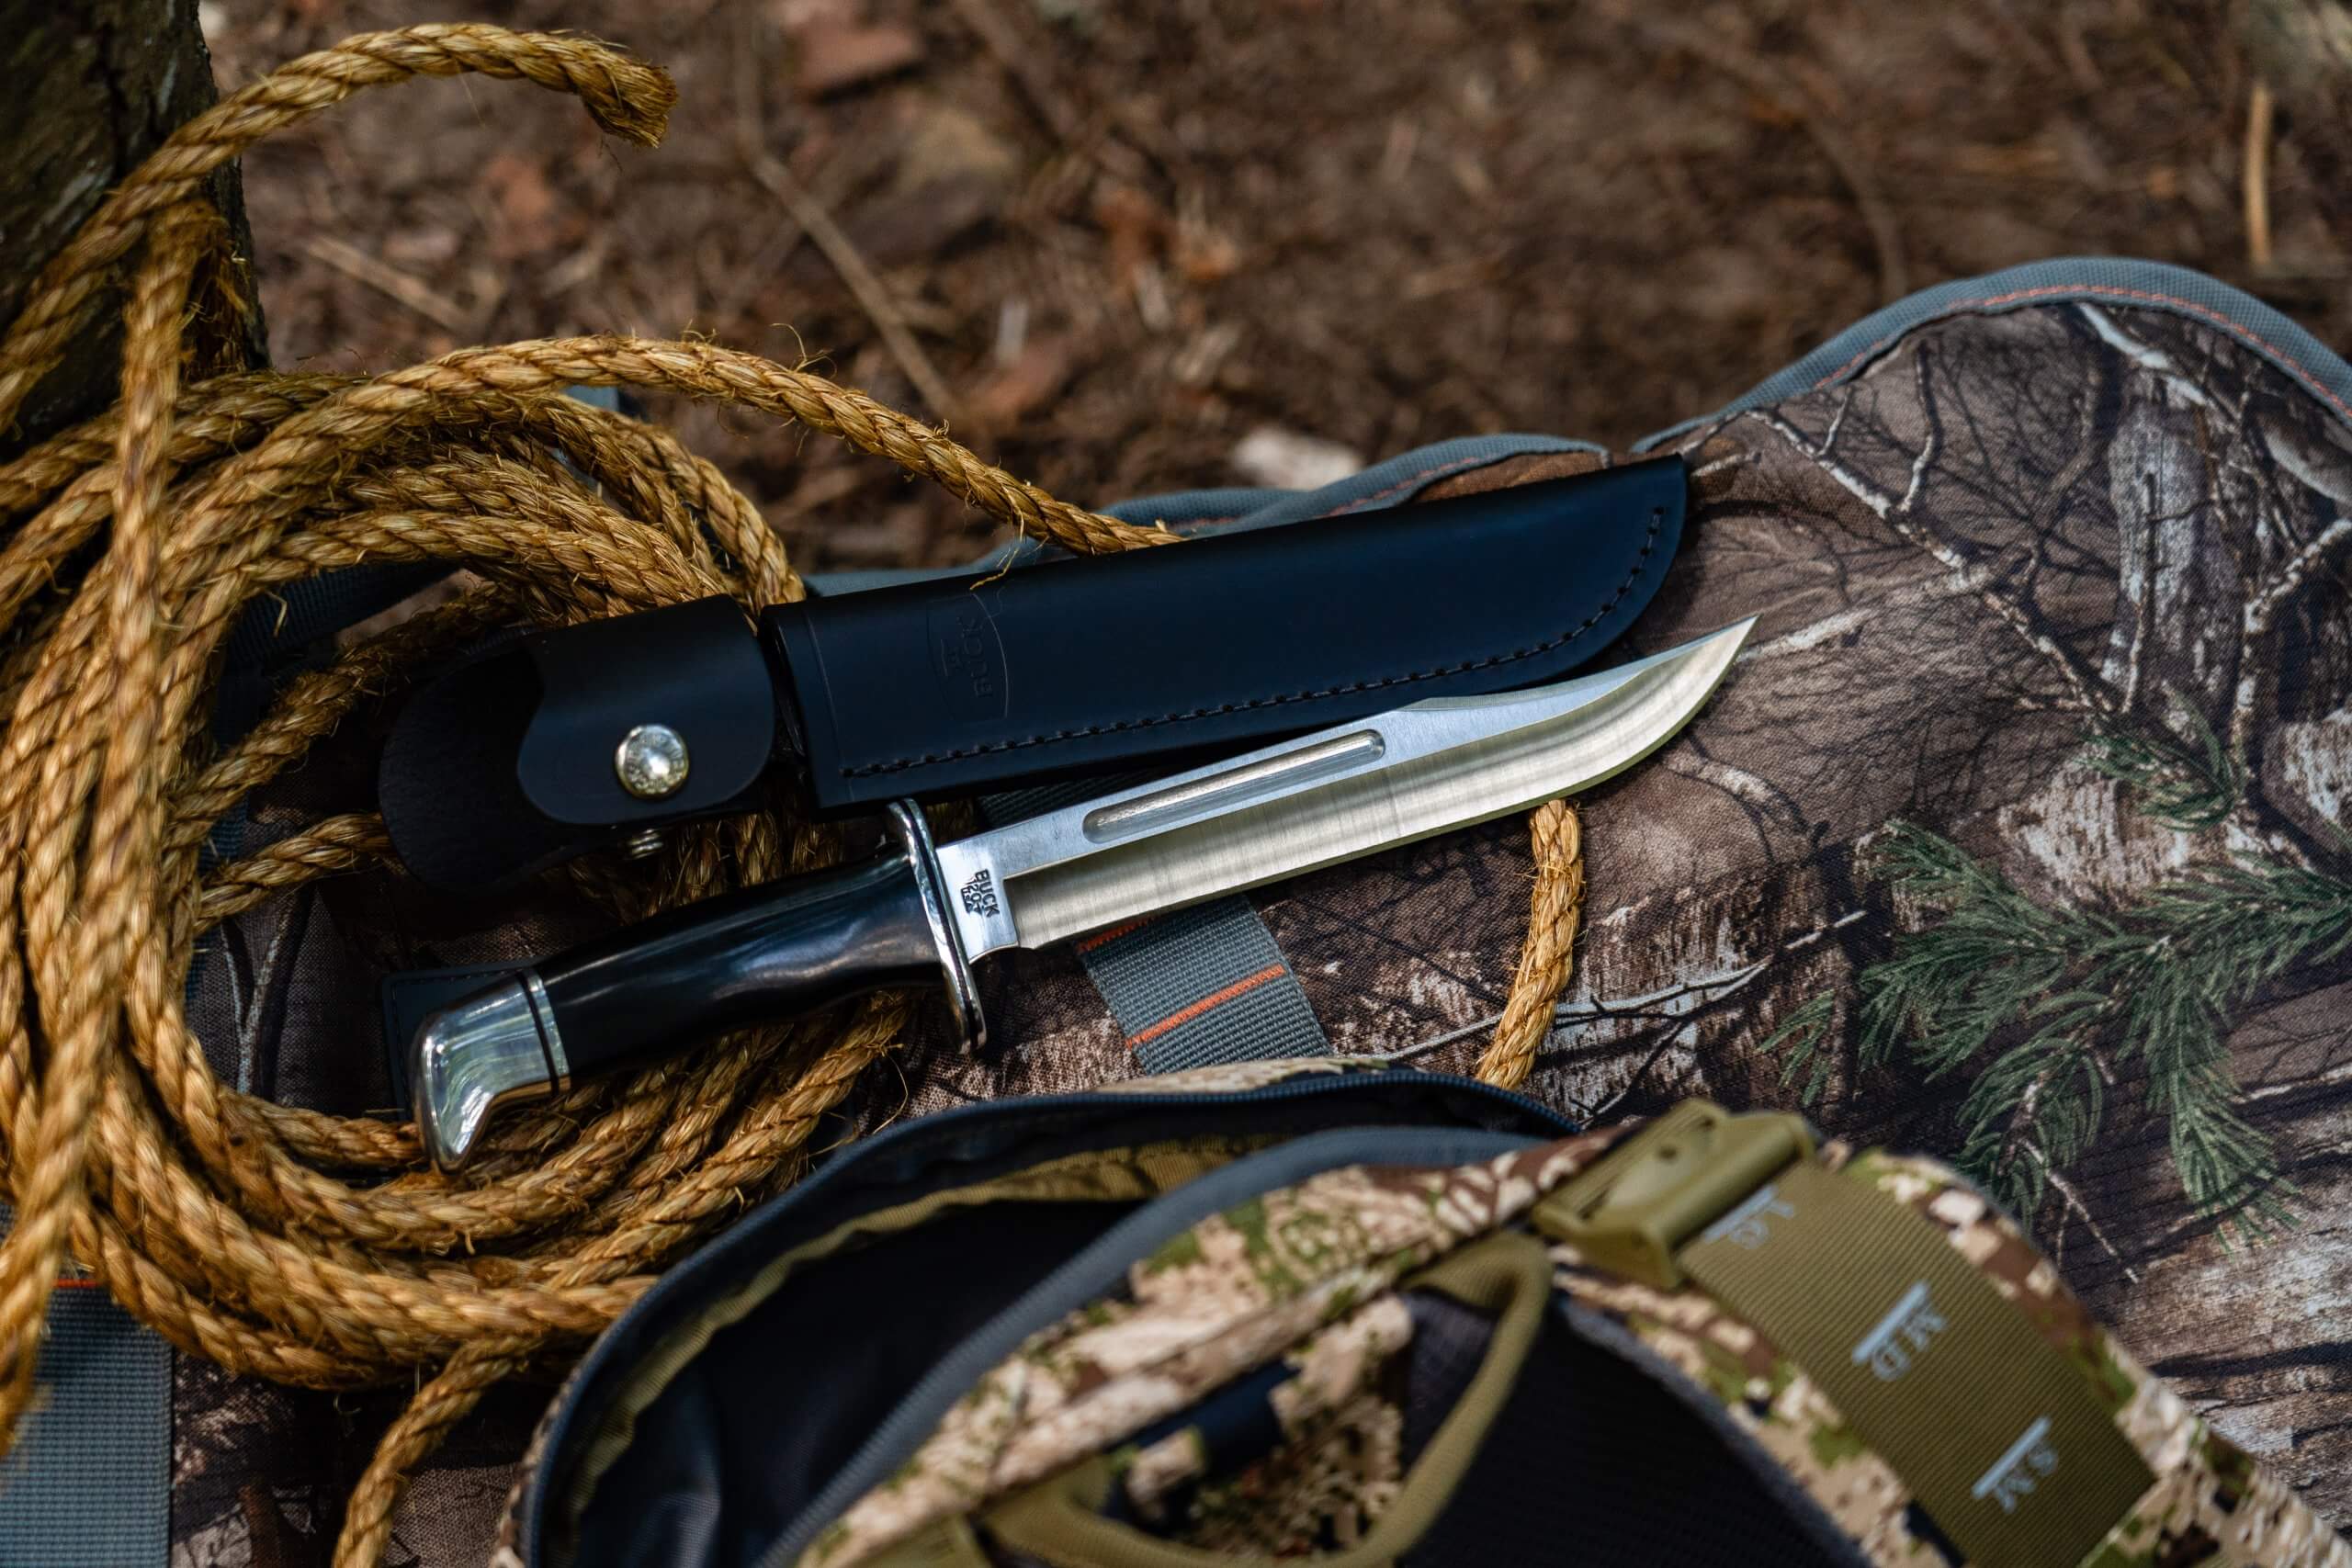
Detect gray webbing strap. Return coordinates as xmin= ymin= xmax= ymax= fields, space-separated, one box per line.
xmin=981 ymin=783 xmax=1329 ymax=1073
xmin=0 ymin=794 xmax=239 ymax=1566
xmin=0 ymin=1205 xmax=170 ymax=1566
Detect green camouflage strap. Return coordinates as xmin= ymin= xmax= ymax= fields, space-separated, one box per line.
xmin=1541 ymin=1103 xmax=2154 ymax=1567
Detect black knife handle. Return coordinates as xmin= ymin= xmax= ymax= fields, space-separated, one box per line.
xmin=537 ymin=849 xmax=943 ymax=1078
xmin=410 ymin=804 xmax=981 ymax=1168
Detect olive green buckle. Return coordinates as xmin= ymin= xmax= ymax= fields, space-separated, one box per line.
xmin=1532 ymin=1100 xmax=1812 ymax=1290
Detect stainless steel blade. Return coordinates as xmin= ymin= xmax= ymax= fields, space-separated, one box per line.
xmin=931 ymin=618 xmax=1754 ymax=960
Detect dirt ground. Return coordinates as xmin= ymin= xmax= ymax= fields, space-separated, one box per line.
xmin=200 ymin=0 xmax=2352 ymax=573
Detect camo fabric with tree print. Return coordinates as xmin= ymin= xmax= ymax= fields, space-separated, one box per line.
xmin=1161 ymin=1389 xmax=1404 ymax=1556
xmin=1092 ymin=1057 xmax=1397 ymax=1099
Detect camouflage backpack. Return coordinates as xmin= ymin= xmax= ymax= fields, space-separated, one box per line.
xmin=489 ymin=1059 xmax=2347 ymax=1568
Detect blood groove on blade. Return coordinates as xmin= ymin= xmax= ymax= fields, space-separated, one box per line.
xmin=1082 ymin=730 xmax=1386 ymax=843
xmin=935 ymin=619 xmax=1754 ymax=959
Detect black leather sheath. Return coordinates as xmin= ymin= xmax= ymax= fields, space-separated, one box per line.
xmin=769 ymin=457 xmax=1684 ymax=811
xmin=379 ymin=457 xmax=1684 ymax=891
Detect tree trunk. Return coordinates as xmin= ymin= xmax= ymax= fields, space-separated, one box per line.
xmin=0 ymin=0 xmax=262 ymax=456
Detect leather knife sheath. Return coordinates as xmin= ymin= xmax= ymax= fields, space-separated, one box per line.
xmin=380 ymin=457 xmax=1684 ymax=893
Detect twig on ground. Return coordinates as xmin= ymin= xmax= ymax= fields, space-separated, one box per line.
xmin=739 ymin=150 xmax=961 ymax=425
xmin=2245 ymin=79 xmax=2277 ymax=271
xmin=301 ymin=234 xmax=469 ymax=335
xmin=731 ymin=26 xmax=958 ymax=423
xmin=942 ymin=0 xmax=1084 ymax=146
xmin=1629 ymin=11 xmax=1909 ymax=302
xmin=940 ymin=0 xmax=1151 ymax=182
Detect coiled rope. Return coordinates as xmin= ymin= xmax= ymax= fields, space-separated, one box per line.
xmin=0 ymin=24 xmax=1580 ymax=1563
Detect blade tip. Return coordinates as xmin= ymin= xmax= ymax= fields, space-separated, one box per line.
xmin=1680 ymin=615 xmax=1758 ymax=681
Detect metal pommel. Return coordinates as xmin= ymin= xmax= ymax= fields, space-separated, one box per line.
xmin=412 ymin=973 xmax=570 ymax=1170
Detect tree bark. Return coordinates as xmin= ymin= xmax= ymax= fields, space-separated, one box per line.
xmin=0 ymin=0 xmax=262 ymax=457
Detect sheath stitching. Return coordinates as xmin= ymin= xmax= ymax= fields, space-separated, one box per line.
xmin=841 ymin=502 xmax=1668 ymax=777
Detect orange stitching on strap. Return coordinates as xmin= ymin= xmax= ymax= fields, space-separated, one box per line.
xmin=1076 ymin=918 xmax=1153 ymax=953
xmin=1125 ymin=964 xmax=1288 ymax=1049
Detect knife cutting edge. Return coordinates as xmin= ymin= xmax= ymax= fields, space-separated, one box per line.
xmin=410 ymin=617 xmax=1755 ymax=1168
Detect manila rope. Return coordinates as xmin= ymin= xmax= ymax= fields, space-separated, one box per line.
xmin=0 ymin=25 xmax=1583 ymax=1564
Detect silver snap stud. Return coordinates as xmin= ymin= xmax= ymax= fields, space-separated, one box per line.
xmin=615 ymin=724 xmax=689 ymax=800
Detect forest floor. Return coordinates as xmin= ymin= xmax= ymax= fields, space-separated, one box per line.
xmin=202 ymin=0 xmax=2352 ymax=571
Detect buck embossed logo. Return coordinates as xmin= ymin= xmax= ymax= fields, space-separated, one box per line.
xmin=959 ymin=870 xmax=1000 ymax=918
xmin=927 ymin=594 xmax=1009 ymax=722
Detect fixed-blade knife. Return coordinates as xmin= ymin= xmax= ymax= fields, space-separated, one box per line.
xmin=411 ymin=619 xmax=1752 ymax=1167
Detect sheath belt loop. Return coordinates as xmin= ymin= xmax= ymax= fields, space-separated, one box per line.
xmin=1535 ymin=1102 xmax=2157 ymax=1568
